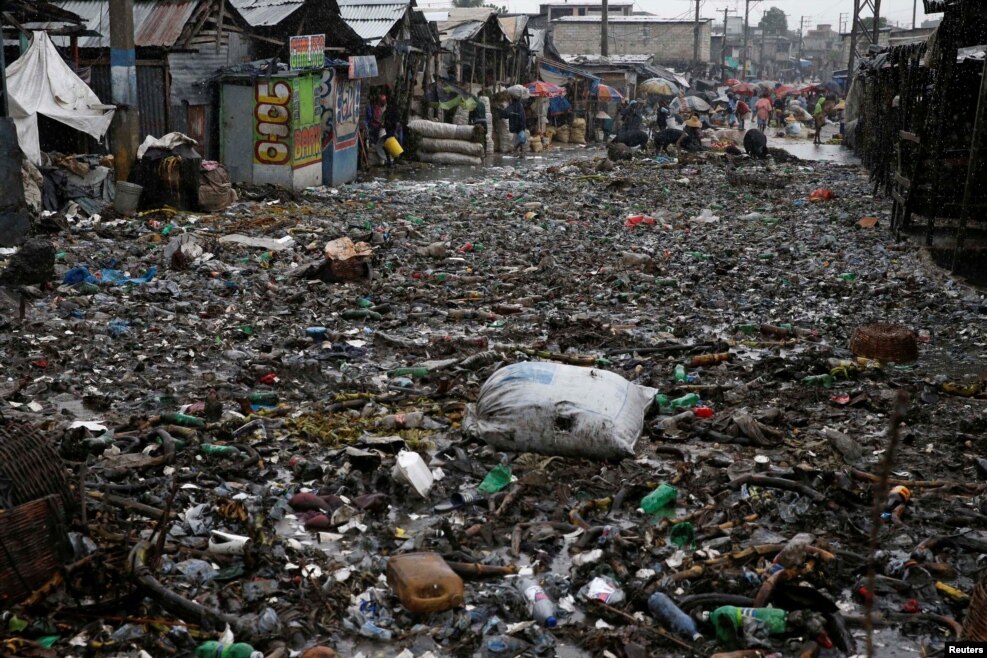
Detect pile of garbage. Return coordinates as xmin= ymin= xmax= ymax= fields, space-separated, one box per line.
xmin=1 ymin=146 xmax=986 ymax=658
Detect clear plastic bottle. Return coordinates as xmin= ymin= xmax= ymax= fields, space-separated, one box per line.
xmin=648 ymin=592 xmax=702 ymax=640
xmin=516 ymin=577 xmax=558 ymax=628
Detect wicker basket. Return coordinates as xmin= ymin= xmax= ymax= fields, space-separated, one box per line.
xmin=849 ymin=323 xmax=919 ymax=362
xmin=0 ymin=420 xmax=75 ymax=516
xmin=963 ymin=574 xmax=987 ymax=640
xmin=0 ymin=495 xmax=70 ymax=605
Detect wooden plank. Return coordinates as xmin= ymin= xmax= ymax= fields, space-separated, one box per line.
xmin=894 ymin=173 xmax=911 ymax=190
xmin=899 ymin=131 xmax=920 ymax=143
xmin=891 ymin=191 xmax=906 ymax=205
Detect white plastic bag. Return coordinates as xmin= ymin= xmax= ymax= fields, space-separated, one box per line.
xmin=463 ymin=363 xmax=657 ymax=460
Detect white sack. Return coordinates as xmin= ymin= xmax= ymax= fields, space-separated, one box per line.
xmin=408 ymin=119 xmax=477 ymax=141
xmin=417 ymin=137 xmax=484 ymax=156
xmin=417 ymin=151 xmax=482 ymax=166
xmin=463 ymin=362 xmax=658 ymax=460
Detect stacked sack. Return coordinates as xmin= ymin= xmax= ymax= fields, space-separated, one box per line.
xmin=409 ymin=119 xmax=485 ymax=166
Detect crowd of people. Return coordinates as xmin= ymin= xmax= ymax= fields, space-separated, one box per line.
xmin=609 ymin=82 xmax=846 ymax=155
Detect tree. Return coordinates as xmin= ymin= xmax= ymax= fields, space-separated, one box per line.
xmin=860 ymin=16 xmax=889 ymax=30
xmin=759 ymin=7 xmax=787 ymax=36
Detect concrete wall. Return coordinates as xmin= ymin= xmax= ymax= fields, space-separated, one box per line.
xmin=552 ymin=20 xmax=711 ymax=63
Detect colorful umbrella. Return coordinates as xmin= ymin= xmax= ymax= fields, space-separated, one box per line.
xmin=525 ymin=81 xmax=566 ymax=98
xmin=595 ymin=84 xmax=624 ymax=101
xmin=730 ymin=82 xmax=757 ymax=95
xmin=725 ymin=78 xmax=741 ymax=86
xmin=774 ymin=85 xmax=796 ymax=97
xmin=638 ymin=78 xmax=679 ymax=97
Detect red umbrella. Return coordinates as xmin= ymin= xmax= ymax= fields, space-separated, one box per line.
xmin=725 ymin=78 xmax=741 ymax=86
xmin=730 ymin=82 xmax=757 ymax=95
xmin=525 ymin=81 xmax=566 ymax=98
xmin=595 ymin=84 xmax=624 ymax=102
xmin=798 ymin=84 xmax=820 ymax=95
xmin=774 ymin=85 xmax=796 ymax=97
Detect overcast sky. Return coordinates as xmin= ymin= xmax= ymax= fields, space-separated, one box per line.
xmin=472 ymin=0 xmax=940 ymax=31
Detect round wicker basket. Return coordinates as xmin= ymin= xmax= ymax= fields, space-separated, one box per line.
xmin=849 ymin=323 xmax=919 ymax=362
xmin=963 ymin=575 xmax=987 ymax=640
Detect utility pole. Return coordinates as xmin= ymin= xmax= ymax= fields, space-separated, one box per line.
xmin=847 ymin=0 xmax=882 ymax=81
xmin=796 ymin=16 xmax=808 ymax=83
xmin=600 ymin=0 xmax=608 ymax=57
xmin=912 ymin=0 xmax=917 ymax=29
xmin=720 ymin=7 xmax=735 ymax=84
xmin=109 ymin=0 xmax=140 ymax=183
xmin=692 ymin=0 xmax=701 ymax=76
xmin=740 ymin=0 xmax=761 ymax=82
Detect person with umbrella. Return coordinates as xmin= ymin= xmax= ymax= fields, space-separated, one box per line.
xmin=504 ymin=94 xmax=528 ymax=156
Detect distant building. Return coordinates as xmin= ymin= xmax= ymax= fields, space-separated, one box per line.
xmin=551 ymin=16 xmax=712 ymax=68
xmin=802 ymin=24 xmax=841 ymax=81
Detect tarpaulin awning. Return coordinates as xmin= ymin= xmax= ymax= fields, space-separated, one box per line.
xmin=537 ymin=59 xmax=598 ymax=87
xmin=724 ymin=56 xmax=739 ymax=70
xmin=6 ymin=31 xmax=115 ymax=165
xmin=348 ymin=55 xmax=379 ymax=79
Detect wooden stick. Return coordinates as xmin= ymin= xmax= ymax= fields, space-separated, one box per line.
xmin=725 ymin=474 xmax=825 ymax=501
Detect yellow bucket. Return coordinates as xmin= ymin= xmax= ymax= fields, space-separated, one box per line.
xmin=384 ymin=136 xmax=403 ymax=158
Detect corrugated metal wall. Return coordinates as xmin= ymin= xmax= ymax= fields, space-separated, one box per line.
xmin=137 ymin=64 xmax=168 ymax=139
xmin=88 ymin=62 xmax=169 ymax=140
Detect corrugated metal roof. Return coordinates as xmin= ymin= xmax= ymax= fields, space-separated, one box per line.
xmin=47 ymin=0 xmax=200 ymax=48
xmin=498 ymin=14 xmax=527 ymax=43
xmin=229 ymin=0 xmax=304 ymax=26
xmin=434 ymin=7 xmax=500 ymax=44
xmin=552 ymin=15 xmax=711 ymax=23
xmin=337 ymin=0 xmax=408 ymax=47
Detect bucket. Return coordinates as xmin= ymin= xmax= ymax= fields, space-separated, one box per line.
xmin=384 ymin=136 xmax=404 ymax=158
xmin=114 ymin=181 xmax=143 ymax=214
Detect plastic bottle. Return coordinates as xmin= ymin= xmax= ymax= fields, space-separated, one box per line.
xmin=674 ymin=365 xmax=687 ymax=382
xmin=690 ymin=352 xmax=731 ymax=367
xmin=388 ymin=367 xmax=430 ymax=379
xmin=655 ymin=393 xmax=671 ymax=410
xmin=655 ymin=278 xmax=679 ymax=288
xmin=670 ymin=392 xmax=700 ymax=409
xmin=194 ymin=642 xmax=262 ymax=658
xmin=200 ymin=444 xmax=241 ymax=457
xmin=248 ymin=391 xmax=278 ymax=406
xmin=648 ymin=592 xmax=702 ymax=640
xmin=735 ymin=323 xmax=757 ymax=335
xmin=516 ymin=578 xmax=558 ymax=628
xmin=705 ymin=606 xmax=788 ymax=646
xmin=639 ymin=483 xmax=678 ymax=513
xmin=160 ymin=412 xmax=205 ymax=428
xmin=801 ymin=374 xmax=835 ymax=388
xmin=693 ymin=406 xmax=714 ymax=418
xmin=882 ymin=485 xmax=911 ymax=521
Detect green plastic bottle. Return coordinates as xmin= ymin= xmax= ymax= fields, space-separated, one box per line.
xmin=655 ymin=278 xmax=679 ymax=288
xmin=706 ymin=606 xmax=788 ymax=648
xmin=670 ymin=392 xmax=700 ymax=409
xmin=654 ymin=394 xmax=671 ymax=411
xmin=160 ymin=413 xmax=205 ymax=428
xmin=248 ymin=391 xmax=278 ymax=405
xmin=687 ymin=251 xmax=709 ymax=261
xmin=801 ymin=374 xmax=835 ymax=388
xmin=839 ymin=272 xmax=857 ymax=282
xmin=200 ymin=444 xmax=241 ymax=457
xmin=195 ymin=641 xmax=263 ymax=658
xmin=673 ymin=365 xmax=687 ymax=382
xmin=735 ymin=323 xmax=757 ymax=335
xmin=388 ymin=367 xmax=429 ymax=379
xmin=639 ymin=483 xmax=678 ymax=513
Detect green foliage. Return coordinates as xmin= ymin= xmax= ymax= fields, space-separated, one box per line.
xmin=759 ymin=7 xmax=787 ymax=35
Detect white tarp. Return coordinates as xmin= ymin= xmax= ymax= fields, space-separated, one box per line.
xmin=6 ymin=31 xmax=116 ymax=165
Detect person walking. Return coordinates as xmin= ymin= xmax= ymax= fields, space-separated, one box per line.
xmin=755 ymin=92 xmax=772 ymax=132
xmin=505 ymin=96 xmax=527 ymax=156
xmin=736 ymin=97 xmax=750 ymax=130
